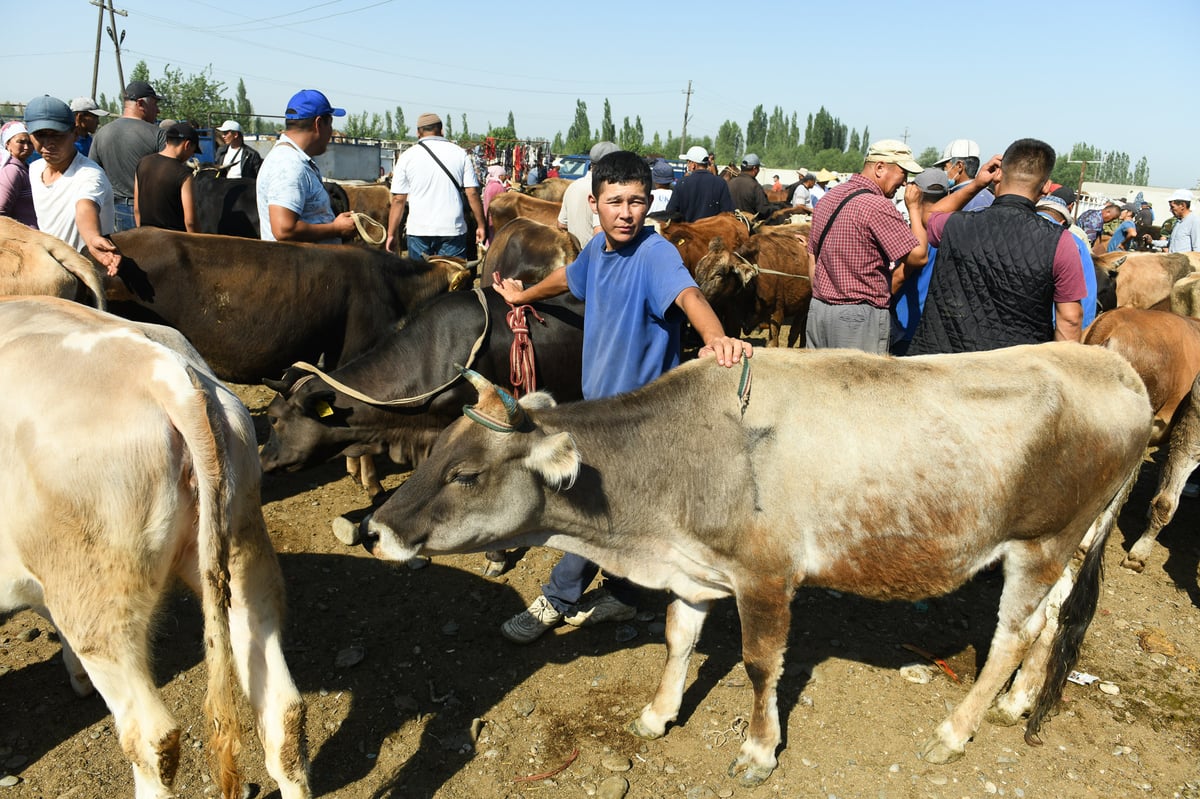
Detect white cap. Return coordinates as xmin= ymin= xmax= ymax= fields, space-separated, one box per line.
xmin=933 ymin=139 xmax=980 ymax=166
xmin=68 ymin=97 xmax=109 ymax=117
xmin=683 ymin=145 xmax=710 ymax=164
xmin=1168 ymin=189 xmax=1194 ymax=203
xmin=216 ymin=119 xmax=242 ymax=133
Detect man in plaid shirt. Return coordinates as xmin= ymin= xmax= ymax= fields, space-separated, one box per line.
xmin=805 ymin=140 xmax=929 ymax=354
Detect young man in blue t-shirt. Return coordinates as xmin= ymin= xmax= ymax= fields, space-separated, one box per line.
xmin=493 ymin=150 xmax=752 ymax=643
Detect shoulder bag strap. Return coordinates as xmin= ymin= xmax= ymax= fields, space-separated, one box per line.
xmin=417 ymin=140 xmax=465 ymax=193
xmin=813 ymin=188 xmax=872 ymax=259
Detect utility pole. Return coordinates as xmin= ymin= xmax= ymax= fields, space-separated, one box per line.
xmin=92 ymin=0 xmax=129 ymax=99
xmin=679 ymin=80 xmax=692 ymax=154
xmin=1068 ymin=159 xmax=1089 ymax=196
xmin=90 ymin=0 xmax=104 ymax=99
xmin=902 ymin=126 xmax=909 ymax=144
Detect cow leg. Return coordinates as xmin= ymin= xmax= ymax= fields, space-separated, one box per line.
xmin=346 ymin=454 xmax=384 ymax=499
xmin=629 ymin=598 xmax=710 ymax=740
xmin=1126 ymin=401 xmax=1200 ymax=572
xmin=920 ymin=544 xmax=1064 ymax=764
xmin=986 ymin=566 xmax=1074 ymax=725
xmin=727 ymin=578 xmax=793 ymax=787
xmin=33 ymin=605 xmax=94 ymax=696
xmin=184 ymin=521 xmax=312 ymax=799
xmin=46 ymin=591 xmax=181 ymax=799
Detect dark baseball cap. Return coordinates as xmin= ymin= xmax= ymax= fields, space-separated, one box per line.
xmin=124 ymin=80 xmax=166 ymax=102
xmin=23 ymin=95 xmax=74 ymax=133
xmin=164 ymin=121 xmax=199 ymax=146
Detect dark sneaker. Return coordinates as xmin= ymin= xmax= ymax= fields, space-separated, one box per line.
xmin=501 ymin=595 xmax=562 ymax=643
xmin=564 ymin=590 xmax=637 ymax=627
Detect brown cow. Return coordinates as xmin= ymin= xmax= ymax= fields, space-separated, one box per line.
xmin=1170 ymin=272 xmax=1200 ymax=317
xmin=487 ymin=192 xmax=561 ymax=235
xmin=0 ymin=217 xmax=105 ymax=308
xmin=481 ymin=217 xmax=580 ymax=286
xmin=693 ymin=223 xmax=812 ymax=347
xmin=650 ymin=211 xmax=753 ymax=273
xmin=1099 ymin=251 xmax=1198 ymax=310
xmin=1084 ymin=306 xmax=1200 ymax=571
xmin=525 ymin=177 xmax=570 ymax=202
xmin=332 ymin=180 xmax=392 ymax=247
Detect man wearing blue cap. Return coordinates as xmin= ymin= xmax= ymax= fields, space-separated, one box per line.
xmin=256 ymin=89 xmax=355 ymax=243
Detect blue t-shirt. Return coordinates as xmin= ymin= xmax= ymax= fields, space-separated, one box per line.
xmin=566 ymin=228 xmax=697 ymax=400
xmin=1107 ymin=220 xmax=1136 ymax=252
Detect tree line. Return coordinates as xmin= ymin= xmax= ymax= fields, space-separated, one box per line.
xmin=2 ymin=62 xmax=1156 ymax=186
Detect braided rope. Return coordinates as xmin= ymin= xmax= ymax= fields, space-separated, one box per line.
xmin=506 ymin=303 xmax=546 ymax=397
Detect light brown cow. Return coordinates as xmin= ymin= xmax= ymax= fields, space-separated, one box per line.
xmin=1170 ymin=271 xmax=1200 ymax=318
xmin=0 ymin=217 xmax=105 ymax=308
xmin=0 ymin=297 xmax=310 ymax=799
xmin=525 ymin=177 xmax=570 ymax=202
xmin=357 ymin=345 xmax=1151 ymax=786
xmin=481 ymin=217 xmax=580 ymax=286
xmin=487 ymin=192 xmax=562 ymax=235
xmin=331 ymin=180 xmax=392 ymax=247
xmin=650 ymin=211 xmax=753 ymax=273
xmin=1100 ymin=251 xmax=1198 ymax=310
xmin=1084 ymin=306 xmax=1200 ymax=572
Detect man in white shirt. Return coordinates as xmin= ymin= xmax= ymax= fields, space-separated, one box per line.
xmin=1167 ymin=189 xmax=1200 ymax=253
xmin=214 ymin=120 xmax=262 ymax=180
xmin=386 ymin=113 xmax=485 ymax=260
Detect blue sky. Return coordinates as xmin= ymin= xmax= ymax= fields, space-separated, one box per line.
xmin=3 ymin=0 xmax=1196 ymax=187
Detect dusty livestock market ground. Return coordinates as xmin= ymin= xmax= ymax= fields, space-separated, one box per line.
xmin=2 ymin=382 xmax=1199 ymax=799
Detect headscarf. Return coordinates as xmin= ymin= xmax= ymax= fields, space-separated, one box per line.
xmin=486 ymin=164 xmax=506 ymax=184
xmin=1 ymin=121 xmax=27 ymax=151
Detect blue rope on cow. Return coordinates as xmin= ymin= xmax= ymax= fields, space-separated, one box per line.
xmin=737 ymin=357 xmax=752 ymax=417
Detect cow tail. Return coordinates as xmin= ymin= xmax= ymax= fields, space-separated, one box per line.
xmin=1024 ymin=465 xmax=1136 ymax=743
xmin=176 ymin=364 xmax=243 ymax=797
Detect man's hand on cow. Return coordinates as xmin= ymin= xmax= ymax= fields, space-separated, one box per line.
xmin=975 ymin=155 xmax=1003 ymax=188
xmin=492 ymin=273 xmax=526 ymax=304
xmin=699 ymin=336 xmax=753 ymax=368
xmin=87 ymin=236 xmax=122 ymax=276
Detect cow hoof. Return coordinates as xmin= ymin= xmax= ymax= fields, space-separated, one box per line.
xmin=626 ymin=717 xmax=663 ymax=740
xmin=481 ymin=559 xmax=505 ymax=578
xmin=331 ymin=516 xmax=362 ymax=546
xmin=68 ymin=672 xmax=95 ymax=698
xmin=984 ymin=706 xmax=1022 ymax=727
xmin=727 ymin=760 xmax=773 ymax=786
xmin=919 ymin=737 xmax=965 ymax=764
xmin=1120 ymin=555 xmax=1146 ymax=573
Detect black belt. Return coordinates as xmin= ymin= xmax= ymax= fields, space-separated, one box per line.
xmin=115 ymin=198 xmax=134 ymax=205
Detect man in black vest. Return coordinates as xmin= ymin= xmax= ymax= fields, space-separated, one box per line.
xmin=907 ymin=139 xmax=1086 ymax=355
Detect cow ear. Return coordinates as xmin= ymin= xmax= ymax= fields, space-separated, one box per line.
xmin=523 ymin=431 xmax=580 ymax=491
xmin=301 ymin=389 xmax=339 ymax=419
xmin=708 ymin=236 xmax=726 ymax=253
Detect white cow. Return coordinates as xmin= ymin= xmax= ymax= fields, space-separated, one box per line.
xmin=0 ymin=297 xmax=309 ymax=799
xmin=0 ymin=217 xmax=105 ymax=307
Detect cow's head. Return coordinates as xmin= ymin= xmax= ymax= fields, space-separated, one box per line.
xmin=360 ymin=369 xmax=579 ymax=562
xmin=260 ymin=367 xmax=360 ymax=473
xmin=694 ymin=237 xmax=758 ymax=302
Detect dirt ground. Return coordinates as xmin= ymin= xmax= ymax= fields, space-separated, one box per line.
xmin=2 ymin=381 xmax=1199 ymax=799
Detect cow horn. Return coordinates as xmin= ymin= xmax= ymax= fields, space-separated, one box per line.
xmin=457 ymin=365 xmax=526 ymax=431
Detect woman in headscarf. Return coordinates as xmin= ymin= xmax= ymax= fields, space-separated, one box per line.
xmin=482 ymin=163 xmax=509 ymax=243
xmin=0 ymin=121 xmax=38 ymax=227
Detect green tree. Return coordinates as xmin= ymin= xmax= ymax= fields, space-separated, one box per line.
xmin=565 ymin=100 xmax=591 ymax=153
xmin=445 ymin=114 xmax=453 ymax=137
xmin=618 ymin=115 xmax=644 ymax=153
xmin=917 ymin=146 xmax=940 ymax=167
xmin=394 ymin=106 xmax=409 ymax=139
xmin=713 ymin=119 xmax=744 ymax=165
xmin=860 ymin=126 xmax=870 ymax=152
xmin=1133 ymin=156 xmax=1149 ymax=185
xmin=235 ymin=78 xmax=252 ymax=119
xmin=848 ymin=128 xmax=860 ymax=154
xmin=507 ymin=110 xmax=516 ymax=137
xmin=134 ymin=60 xmax=233 ymax=126
xmin=601 ymin=99 xmax=616 ymax=143
xmin=552 ymin=131 xmax=564 ymax=151
xmin=746 ymin=104 xmax=767 ymax=151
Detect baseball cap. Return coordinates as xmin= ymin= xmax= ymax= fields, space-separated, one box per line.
xmin=216 ymin=119 xmax=242 ymax=133
xmin=164 ymin=121 xmax=199 ymax=146
xmin=683 ymin=145 xmax=710 ymax=164
xmin=123 ymin=80 xmax=165 ymax=102
xmin=589 ymin=140 xmax=618 ymax=161
xmin=741 ymin=153 xmax=761 ymax=167
xmin=866 ymin=139 xmax=923 ymax=174
xmin=285 ymin=89 xmax=345 ymax=120
xmin=803 ymin=172 xmax=817 ymax=181
xmin=1036 ymin=195 xmax=1074 ymax=225
xmin=914 ymin=167 xmax=949 ymax=198
xmin=1050 ymin=185 xmax=1076 ymax=206
xmin=416 ymin=112 xmax=441 ymax=129
xmin=933 ymin=139 xmax=980 ymax=167
xmin=651 ymin=159 xmax=674 ymax=184
xmin=1121 ymin=203 xmax=1138 ymax=214
xmin=1168 ymin=189 xmax=1194 ymax=204
xmin=69 ymin=97 xmax=109 ymax=117
xmin=23 ymin=95 xmax=74 ymax=133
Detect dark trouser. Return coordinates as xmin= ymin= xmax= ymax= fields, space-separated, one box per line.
xmin=407 ymin=233 xmax=467 ymax=260
xmin=543 ymin=553 xmax=639 ymax=615
xmin=114 ymin=199 xmax=135 ymax=232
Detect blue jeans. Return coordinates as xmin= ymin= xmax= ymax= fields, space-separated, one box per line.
xmin=407 ymin=233 xmax=467 ymax=260
xmin=543 ymin=553 xmax=639 ymax=615
xmin=114 ymin=200 xmax=136 ymax=233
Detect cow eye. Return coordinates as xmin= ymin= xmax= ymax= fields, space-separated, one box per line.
xmin=449 ymin=470 xmax=478 ymax=487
